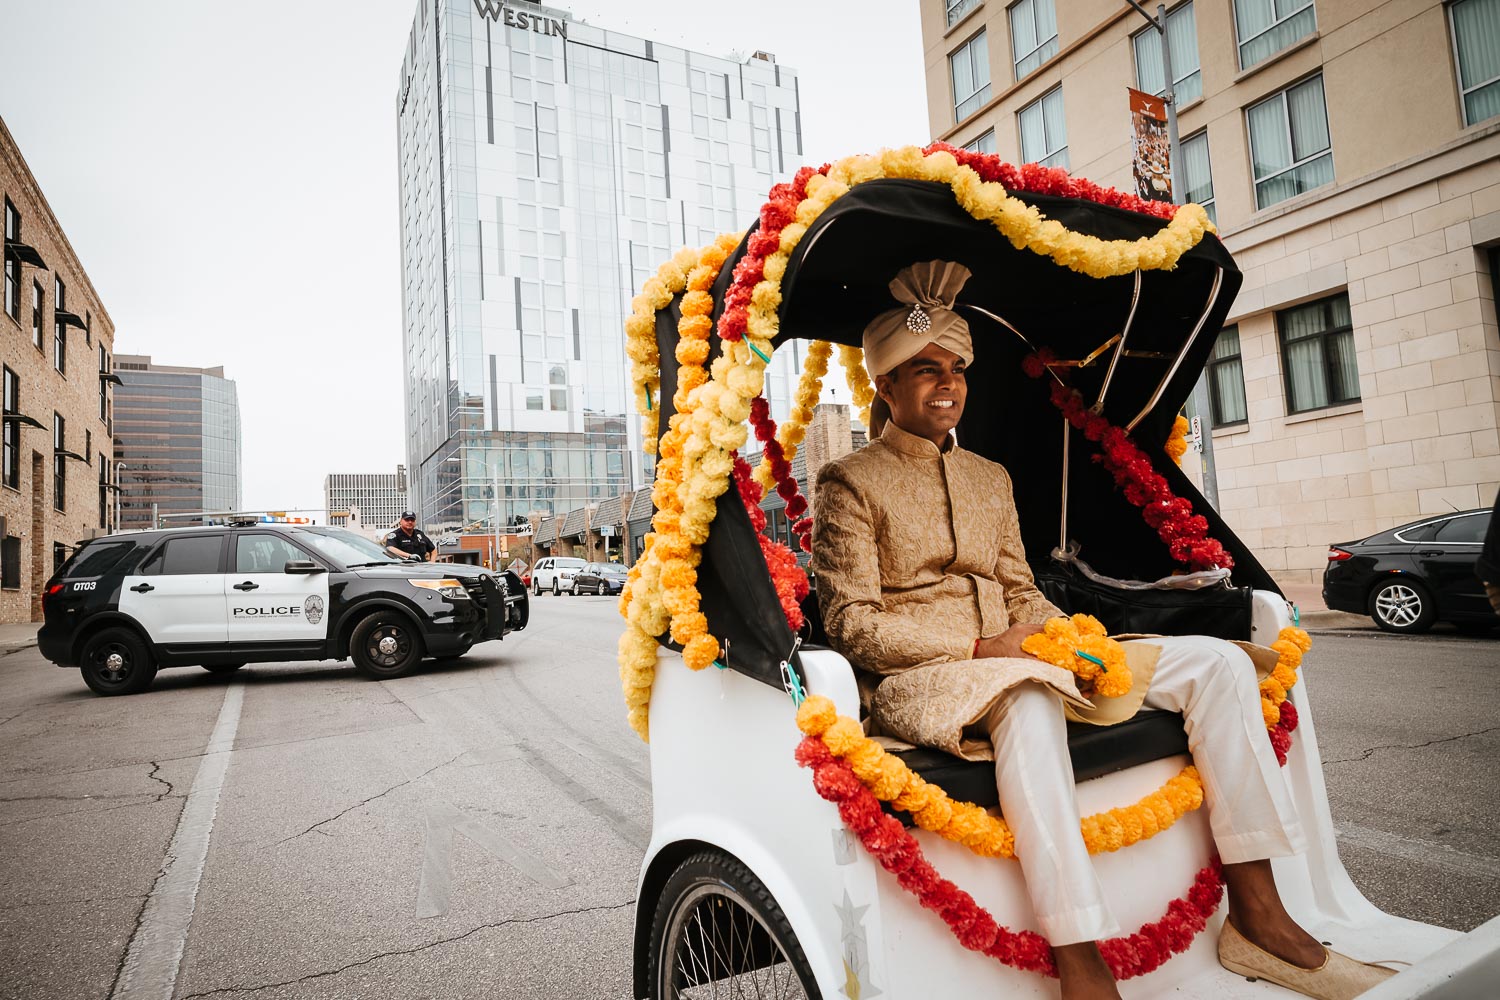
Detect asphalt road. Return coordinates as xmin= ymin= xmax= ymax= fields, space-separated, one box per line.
xmin=1 ymin=599 xmax=1496 ymax=999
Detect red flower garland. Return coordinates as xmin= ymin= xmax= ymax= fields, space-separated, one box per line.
xmin=1025 ymin=352 xmax=1233 ymax=573
xmin=796 ymin=736 xmax=1226 ymax=981
xmin=749 ymin=396 xmax=814 ymax=552
xmin=1270 ymin=700 xmax=1300 ymax=766
xmin=731 ymin=452 xmax=809 ymax=632
xmin=923 ymin=142 xmax=1180 ymax=221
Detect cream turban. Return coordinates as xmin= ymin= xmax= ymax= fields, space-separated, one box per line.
xmin=861 ymin=260 xmax=974 ymax=378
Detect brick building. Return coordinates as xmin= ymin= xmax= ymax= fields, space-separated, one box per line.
xmin=2 ymin=117 xmax=118 ymax=623
xmin=922 ymin=0 xmax=1500 ymax=583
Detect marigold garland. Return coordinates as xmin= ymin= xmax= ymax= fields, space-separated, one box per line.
xmin=796 ymin=736 xmax=1226 ymax=980
xmin=795 ymin=695 xmax=1203 ymax=859
xmin=1166 ymin=414 xmax=1190 ymax=465
xmin=838 ymin=343 xmax=877 ymax=430
xmin=1020 ymin=614 xmax=1133 ymax=698
xmin=754 ymin=339 xmax=832 ymax=494
xmin=732 ymin=454 xmax=808 ymax=631
xmin=1026 ymin=353 xmax=1233 ymax=573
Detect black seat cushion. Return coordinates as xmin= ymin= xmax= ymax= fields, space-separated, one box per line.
xmin=888 ymin=710 xmax=1188 ymax=813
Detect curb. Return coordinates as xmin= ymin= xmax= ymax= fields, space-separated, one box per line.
xmin=1297 ymin=609 xmax=1371 ymax=630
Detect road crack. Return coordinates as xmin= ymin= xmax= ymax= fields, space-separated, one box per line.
xmin=1323 ymin=725 xmax=1500 ymax=765
xmin=266 ymin=751 xmax=466 ymax=848
xmin=177 ymin=900 xmax=636 ymax=998
xmin=146 ymin=761 xmax=176 ymax=801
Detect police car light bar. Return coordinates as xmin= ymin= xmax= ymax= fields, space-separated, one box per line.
xmin=157 ymin=508 xmax=323 ymax=527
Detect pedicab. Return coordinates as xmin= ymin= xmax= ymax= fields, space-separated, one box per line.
xmin=616 ymin=145 xmax=1500 ymax=998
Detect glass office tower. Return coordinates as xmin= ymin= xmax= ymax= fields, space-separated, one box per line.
xmin=112 ymin=355 xmax=242 ymax=529
xmin=396 ymin=0 xmax=805 ymax=535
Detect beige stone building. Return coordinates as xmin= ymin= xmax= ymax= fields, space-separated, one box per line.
xmin=2 ymin=116 xmax=118 ymax=622
xmin=921 ymin=0 xmax=1500 ymax=583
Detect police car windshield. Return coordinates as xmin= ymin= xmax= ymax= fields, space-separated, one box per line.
xmin=284 ymin=527 xmax=402 ymax=568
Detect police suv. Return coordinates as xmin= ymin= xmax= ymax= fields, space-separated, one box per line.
xmin=38 ymin=520 xmax=528 ymax=696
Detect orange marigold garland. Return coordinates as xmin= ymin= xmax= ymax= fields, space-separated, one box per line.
xmin=795 ymin=695 xmax=1203 ymax=859
xmin=1166 ymin=414 xmax=1190 ymax=465
xmin=1020 ymin=614 xmax=1133 ymax=698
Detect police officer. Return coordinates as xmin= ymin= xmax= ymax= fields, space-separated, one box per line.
xmin=385 ymin=511 xmax=436 ymax=562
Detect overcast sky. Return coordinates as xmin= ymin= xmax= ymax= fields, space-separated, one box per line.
xmin=0 ymin=1 xmax=929 ymax=519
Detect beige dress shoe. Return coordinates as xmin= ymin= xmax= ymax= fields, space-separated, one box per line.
xmin=1218 ymin=920 xmax=1398 ymax=1000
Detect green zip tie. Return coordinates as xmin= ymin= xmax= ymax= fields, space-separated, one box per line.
xmin=646 ymin=386 xmax=654 ymax=411
xmin=1074 ymin=649 xmax=1107 ymax=671
xmin=747 ymin=340 xmax=771 ymax=364
xmin=1293 ymin=605 xmax=1300 ymax=627
xmin=713 ymin=659 xmax=728 ymax=670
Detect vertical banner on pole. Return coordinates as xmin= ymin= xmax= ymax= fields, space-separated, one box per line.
xmin=1128 ymin=88 xmax=1172 ymax=203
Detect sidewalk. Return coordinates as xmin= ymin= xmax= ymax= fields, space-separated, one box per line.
xmin=1279 ymin=581 xmax=1369 ymax=630
xmin=0 ymin=621 xmax=39 ymax=653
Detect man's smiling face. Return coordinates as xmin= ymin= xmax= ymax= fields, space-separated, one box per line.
xmin=875 ymin=343 xmax=968 ymax=446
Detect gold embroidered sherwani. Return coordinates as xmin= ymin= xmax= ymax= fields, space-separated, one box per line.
xmin=811 ymin=421 xmax=1159 ymax=760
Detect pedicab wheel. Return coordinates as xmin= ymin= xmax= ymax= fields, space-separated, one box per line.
xmin=201 ymin=663 xmax=245 ymax=674
xmin=349 ymin=612 xmax=424 ymax=679
xmin=648 ymin=850 xmax=820 ymax=999
xmin=80 ymin=628 xmax=158 ymax=696
xmin=1369 ymin=578 xmax=1435 ymax=634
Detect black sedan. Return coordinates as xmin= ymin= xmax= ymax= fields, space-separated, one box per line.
xmin=1323 ymin=508 xmax=1497 ymax=633
xmin=573 ymin=562 xmax=628 ymax=596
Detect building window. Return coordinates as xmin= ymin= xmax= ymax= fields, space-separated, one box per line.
xmin=1133 ymin=3 xmax=1202 ymax=106
xmin=2 ymin=199 xmax=18 ymax=323
xmin=1 ymin=536 xmax=19 ymax=590
xmin=53 ymin=542 xmax=68 ymax=576
xmin=950 ymin=30 xmax=992 ymax=122
xmin=54 ymin=412 xmax=66 ymax=511
xmin=964 ymin=130 xmax=998 ymax=154
xmin=54 ymin=277 xmax=66 ymax=373
xmin=1018 ymin=86 xmax=1069 ymax=169
xmin=1451 ymin=0 xmax=1500 ymax=126
xmin=1180 ymin=130 xmax=1216 ymax=224
xmin=1278 ymin=293 xmax=1359 ymax=414
xmin=1208 ymin=326 xmax=1247 ymax=425
xmin=1247 ymin=74 xmax=1333 ymax=209
xmin=1010 ymin=0 xmax=1059 ymax=79
xmin=947 ymin=0 xmax=982 ymax=27
xmin=1234 ymin=0 xmax=1316 ymax=70
xmin=31 ymin=279 xmax=44 ymax=350
xmin=2 ymin=367 xmax=18 ymax=490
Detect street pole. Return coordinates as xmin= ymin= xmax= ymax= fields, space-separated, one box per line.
xmin=114 ymin=462 xmax=125 ymax=531
xmin=1127 ymin=0 xmax=1219 ymax=510
xmin=151 ymin=501 xmax=158 ymax=530
xmin=491 ymin=470 xmax=499 ymax=570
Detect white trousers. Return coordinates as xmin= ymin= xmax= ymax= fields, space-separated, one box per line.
xmin=983 ymin=634 xmax=1309 ymax=945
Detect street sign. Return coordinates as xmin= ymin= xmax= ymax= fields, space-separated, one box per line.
xmin=510 ymin=523 xmax=534 ymax=537
xmin=599 ymin=524 xmax=615 ymax=537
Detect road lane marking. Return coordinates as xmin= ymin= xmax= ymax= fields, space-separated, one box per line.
xmin=415 ymin=802 xmax=572 ymax=918
xmin=112 ymin=681 xmax=244 ymax=1000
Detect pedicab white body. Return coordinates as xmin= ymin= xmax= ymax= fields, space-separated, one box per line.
xmin=635 ymin=590 xmax=1499 ymax=997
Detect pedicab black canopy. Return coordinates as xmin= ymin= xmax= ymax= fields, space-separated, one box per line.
xmin=651 ymin=178 xmax=1274 ymax=694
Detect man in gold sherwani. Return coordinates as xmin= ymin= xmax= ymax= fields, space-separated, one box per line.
xmin=811 ymin=261 xmax=1394 ymax=1000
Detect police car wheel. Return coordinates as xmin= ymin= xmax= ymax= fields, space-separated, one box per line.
xmin=80 ymin=628 xmax=158 ymax=697
xmin=350 ymin=612 xmax=424 ymax=679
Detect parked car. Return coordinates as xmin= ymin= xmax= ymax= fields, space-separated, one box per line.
xmin=38 ymin=522 xmax=528 ymax=696
xmin=531 ymin=556 xmax=587 ymax=595
xmin=573 ymin=562 xmax=628 ymax=596
xmin=1323 ymin=507 xmax=1497 ymax=633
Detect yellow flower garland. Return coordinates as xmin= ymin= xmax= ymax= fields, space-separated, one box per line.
xmin=837 ymin=344 xmax=877 ymax=431
xmin=754 ymin=340 xmax=833 ymax=493
xmin=1021 ymin=614 xmax=1133 ymax=698
xmin=618 ymin=233 xmax=742 ymax=739
xmin=1261 ymin=626 xmax=1310 ymax=727
xmin=796 ymin=695 xmax=1203 ymax=858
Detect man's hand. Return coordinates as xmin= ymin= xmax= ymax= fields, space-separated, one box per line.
xmin=974 ymin=623 xmax=1046 ymax=661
